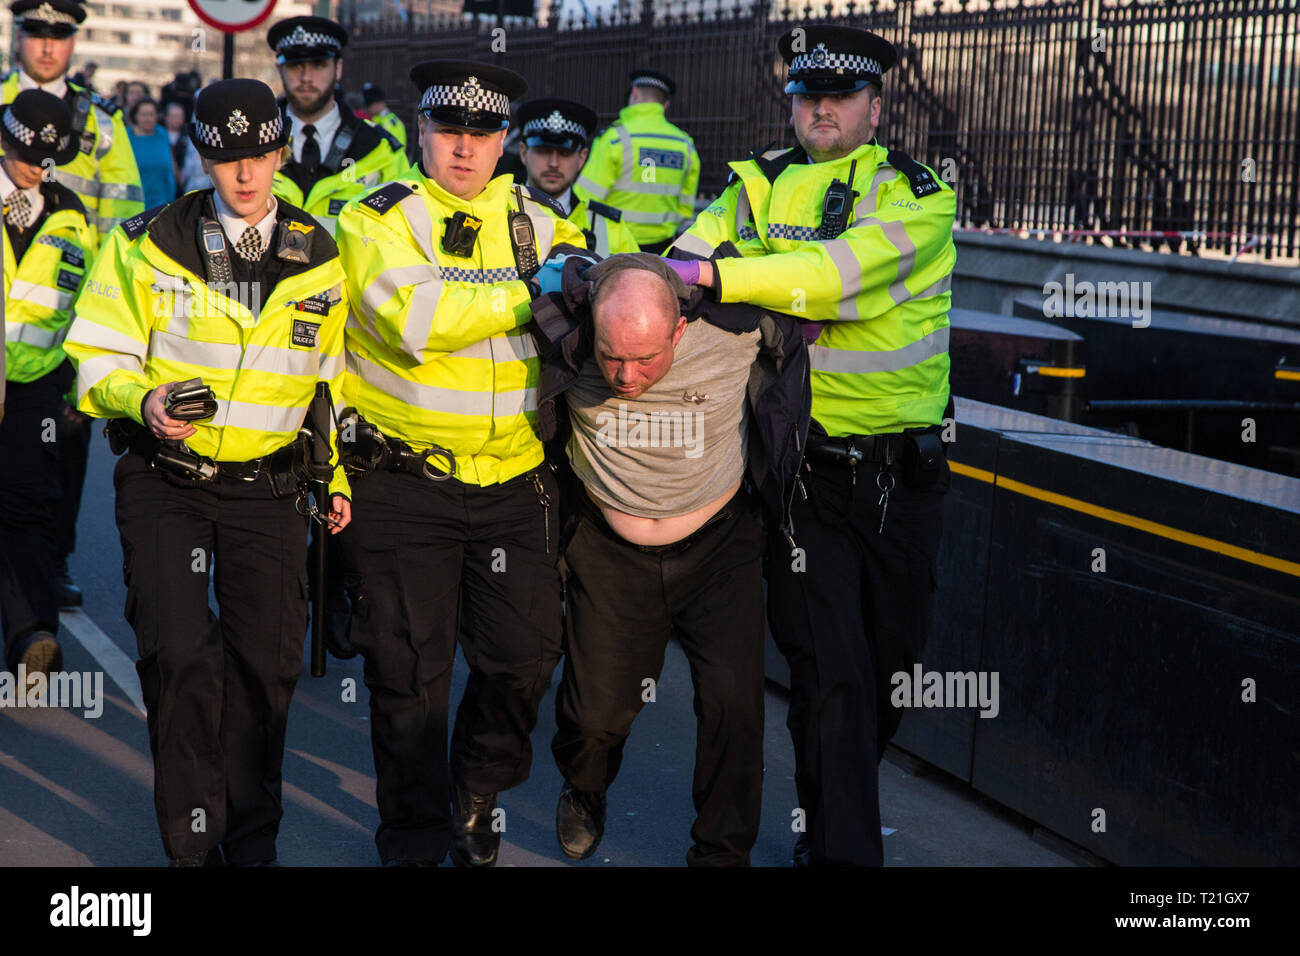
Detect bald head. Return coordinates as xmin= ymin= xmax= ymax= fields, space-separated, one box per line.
xmin=590 ymin=267 xmax=687 ymax=399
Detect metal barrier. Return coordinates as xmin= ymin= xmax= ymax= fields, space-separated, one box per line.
xmin=345 ymin=0 xmax=1300 ymax=261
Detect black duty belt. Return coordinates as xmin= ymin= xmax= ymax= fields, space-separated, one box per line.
xmin=116 ymin=422 xmax=302 ymax=486
xmin=806 ymin=432 xmax=907 ymax=467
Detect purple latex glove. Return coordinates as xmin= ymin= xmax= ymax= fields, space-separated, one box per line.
xmin=802 ymin=321 xmax=825 ymax=344
xmin=663 ymin=259 xmax=701 ymax=286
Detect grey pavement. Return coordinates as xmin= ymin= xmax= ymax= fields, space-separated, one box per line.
xmin=0 ymin=431 xmax=1077 ymax=867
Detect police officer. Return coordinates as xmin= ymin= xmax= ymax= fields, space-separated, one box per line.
xmin=362 ymin=82 xmax=407 ymax=152
xmin=517 ymin=97 xmax=638 ymax=258
xmin=268 ymin=15 xmax=407 ymax=237
xmin=0 ymin=89 xmax=94 ymax=689
xmin=4 ymin=0 xmax=147 ymax=609
xmin=670 ymin=26 xmax=957 ymax=867
xmin=336 ymin=60 xmax=584 ymax=867
xmin=63 ymin=79 xmax=351 ymax=866
xmin=574 ymin=69 xmax=699 ymax=254
xmin=2 ymin=0 xmax=144 ymax=237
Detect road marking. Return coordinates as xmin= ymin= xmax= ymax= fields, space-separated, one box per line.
xmin=58 ymin=609 xmax=146 ymax=717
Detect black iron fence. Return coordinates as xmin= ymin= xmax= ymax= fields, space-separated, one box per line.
xmin=344 ymin=0 xmax=1300 ymax=260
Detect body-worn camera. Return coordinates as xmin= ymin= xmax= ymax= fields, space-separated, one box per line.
xmin=442 ymin=211 xmax=483 ymax=257
xmin=164 ymin=378 xmax=218 ymax=421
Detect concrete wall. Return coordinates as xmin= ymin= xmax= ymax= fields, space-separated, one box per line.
xmin=953 ymin=234 xmax=1300 ymax=329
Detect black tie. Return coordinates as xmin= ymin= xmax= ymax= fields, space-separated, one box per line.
xmin=301 ymin=124 xmax=320 ymax=174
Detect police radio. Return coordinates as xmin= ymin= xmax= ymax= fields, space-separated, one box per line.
xmin=817 ymin=159 xmax=858 ymax=240
xmin=509 ymin=186 xmax=540 ymax=280
xmin=197 ymin=218 xmax=233 ymax=283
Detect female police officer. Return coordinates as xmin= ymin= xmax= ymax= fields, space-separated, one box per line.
xmin=63 ymin=78 xmax=351 ymax=866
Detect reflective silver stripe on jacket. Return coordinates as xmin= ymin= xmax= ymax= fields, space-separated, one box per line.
xmin=4 ymin=321 xmax=66 ymax=349
xmin=7 ymin=279 xmax=73 ymax=312
xmin=75 ymin=352 xmax=141 ymax=402
xmin=669 ymin=231 xmax=715 ymax=259
xmin=217 ymin=398 xmax=307 ymax=434
xmin=809 ymin=326 xmax=950 ymax=375
xmin=821 ymin=215 xmax=918 ymax=315
xmin=349 ymin=352 xmax=538 ymax=417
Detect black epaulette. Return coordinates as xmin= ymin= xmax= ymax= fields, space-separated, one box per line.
xmin=521 ymin=186 xmax=565 ymax=219
xmin=885 ymin=149 xmax=943 ymax=199
xmin=361 ymin=181 xmax=414 ymax=214
xmin=90 ymin=92 xmax=121 ymax=116
xmin=120 ymin=203 xmax=166 ymax=240
xmin=586 ymin=200 xmax=622 ymax=223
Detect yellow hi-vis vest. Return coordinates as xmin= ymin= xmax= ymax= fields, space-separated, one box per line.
xmin=568 ymin=197 xmax=639 ymax=257
xmin=574 ymin=102 xmax=700 ymax=247
xmin=673 ymin=142 xmax=956 ymax=437
xmin=273 ymin=102 xmax=409 ymax=238
xmin=1 ymin=72 xmax=145 ymax=240
xmin=370 ymin=110 xmax=407 ymax=151
xmin=62 ymin=191 xmax=352 ymax=497
xmin=4 ymin=184 xmax=96 ymax=384
xmin=337 ymin=169 xmax=586 ymax=487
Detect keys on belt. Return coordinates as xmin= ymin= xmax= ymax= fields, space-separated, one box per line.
xmin=805 ymin=433 xmax=904 ymax=485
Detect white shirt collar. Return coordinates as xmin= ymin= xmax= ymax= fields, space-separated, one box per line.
xmin=17 ymin=68 xmax=67 ymax=100
xmin=212 ymin=189 xmax=278 ymax=253
xmin=287 ymin=102 xmax=342 ymax=165
xmin=0 ymin=162 xmax=45 ymax=226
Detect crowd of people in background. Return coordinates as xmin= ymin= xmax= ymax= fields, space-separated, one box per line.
xmin=63 ymin=66 xmax=401 ymax=205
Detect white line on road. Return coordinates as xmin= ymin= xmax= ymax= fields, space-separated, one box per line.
xmin=59 ymin=609 xmax=146 ymax=717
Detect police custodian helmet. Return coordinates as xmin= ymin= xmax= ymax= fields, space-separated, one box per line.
xmin=187 ymin=78 xmax=288 ymax=162
xmin=779 ymin=25 xmax=898 ymax=94
xmin=410 ymin=60 xmax=526 ymax=132
xmin=0 ymin=88 xmax=79 ymax=165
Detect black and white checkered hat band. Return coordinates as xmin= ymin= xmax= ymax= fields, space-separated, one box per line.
xmin=523 ymin=115 xmax=587 ymax=139
xmin=631 ymin=76 xmax=670 ymax=93
xmin=276 ymin=26 xmax=340 ymax=52
xmin=193 ymin=119 xmax=222 ymax=148
xmin=26 ymin=3 xmax=79 ymax=25
xmin=258 ymin=116 xmax=282 ymax=144
xmin=3 ymin=110 xmax=35 ymax=147
xmin=421 ymin=84 xmax=510 ymax=116
xmin=790 ymin=51 xmax=882 ymax=76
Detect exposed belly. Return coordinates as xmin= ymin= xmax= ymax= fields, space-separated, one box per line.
xmin=593 ymin=479 xmax=743 ymax=547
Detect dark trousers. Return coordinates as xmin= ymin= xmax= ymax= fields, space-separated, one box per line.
xmin=765 ymin=453 xmax=949 ymax=867
xmin=0 ymin=369 xmax=65 ymax=663
xmin=114 ymin=451 xmax=310 ymax=863
xmin=345 ymin=465 xmax=563 ymax=865
xmin=552 ymin=488 xmax=766 ymax=866
xmin=54 ymin=393 xmax=93 ymax=560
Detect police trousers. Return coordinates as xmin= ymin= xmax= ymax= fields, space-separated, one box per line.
xmin=345 ymin=465 xmax=562 ymax=865
xmin=0 ymin=367 xmax=66 ymax=662
xmin=765 ymin=451 xmax=949 ymax=866
xmin=551 ymin=486 xmax=766 ymax=866
xmin=114 ymin=450 xmax=310 ymax=863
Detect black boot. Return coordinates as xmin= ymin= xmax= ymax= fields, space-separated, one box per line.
xmin=556 ymin=782 xmax=606 ymax=861
xmin=169 ymin=848 xmax=224 ymax=867
xmin=53 ymin=556 xmax=82 ymax=609
xmin=450 ymin=786 xmax=500 ymax=867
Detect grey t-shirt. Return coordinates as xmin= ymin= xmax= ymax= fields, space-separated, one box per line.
xmin=566 ymin=320 xmax=760 ymax=518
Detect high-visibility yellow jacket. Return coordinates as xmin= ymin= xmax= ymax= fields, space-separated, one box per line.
xmin=273 ymin=99 xmax=408 ymax=237
xmin=369 ymin=110 xmax=407 ymax=152
xmin=62 ymin=190 xmax=351 ymax=497
xmin=673 ymin=141 xmax=956 ymax=437
xmin=337 ymin=168 xmax=586 ymax=486
xmin=569 ymin=197 xmax=639 ymax=257
xmin=574 ymin=102 xmax=699 ymax=247
xmin=1 ymin=72 xmax=145 ymax=240
xmin=4 ymin=181 xmax=96 ymax=384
